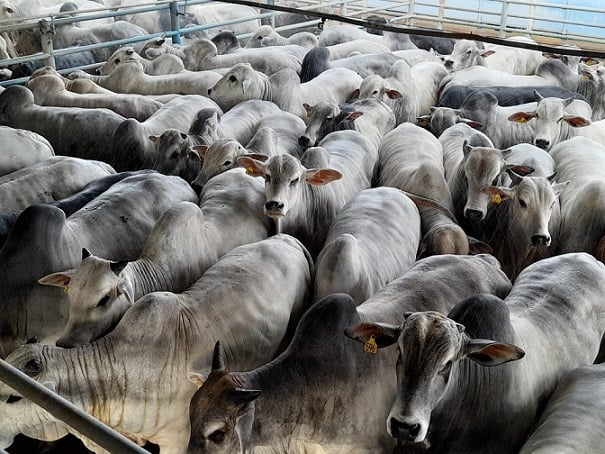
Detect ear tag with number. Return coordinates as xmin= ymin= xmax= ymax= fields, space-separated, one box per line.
xmin=491 ymin=193 xmax=502 ymax=204
xmin=364 ymin=335 xmax=378 ymax=354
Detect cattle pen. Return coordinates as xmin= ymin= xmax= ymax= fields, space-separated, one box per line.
xmin=2 ymin=0 xmax=605 ymax=453
xmin=1 ymin=0 xmax=605 ymax=88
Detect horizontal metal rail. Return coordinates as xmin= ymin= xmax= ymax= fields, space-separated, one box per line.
xmin=0 ymin=358 xmax=149 ymax=453
xmin=0 ymin=0 xmax=604 ymax=83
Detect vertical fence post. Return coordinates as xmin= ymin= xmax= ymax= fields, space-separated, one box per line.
xmin=169 ymin=1 xmax=182 ymax=45
xmin=499 ymin=1 xmax=509 ymax=38
xmin=268 ymin=0 xmax=276 ymax=28
xmin=39 ymin=19 xmax=56 ymax=69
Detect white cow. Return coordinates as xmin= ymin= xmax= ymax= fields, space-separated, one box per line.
xmin=357 ymin=60 xmax=447 ymax=125
xmin=299 ymin=98 xmax=396 ymax=151
xmin=26 ymin=73 xmax=162 ymax=122
xmin=347 ymin=252 xmax=605 ymax=453
xmin=519 ymin=364 xmax=605 ymax=454
xmin=0 ymin=126 xmax=54 ymax=176
xmin=0 ymin=156 xmax=113 ymax=211
xmin=550 ymin=136 xmax=605 ymax=261
xmin=69 ymin=60 xmax=222 ymax=96
xmin=509 ymin=93 xmax=605 ymax=151
xmin=145 ymin=38 xmax=301 ymax=74
xmin=237 ymin=130 xmax=378 ymax=257
xmin=0 ymin=234 xmax=313 ymax=454
xmin=480 ymin=170 xmax=568 ymax=279
xmin=378 ymin=123 xmax=478 ymax=256
xmin=443 ymin=38 xmax=544 ymax=75
xmin=246 ymin=24 xmax=318 ymax=49
xmin=38 ymin=201 xmax=219 ymax=347
xmin=207 ymin=63 xmax=361 ymax=117
xmin=97 ymin=46 xmax=185 ymax=76
xmin=314 ymin=187 xmax=421 ymax=305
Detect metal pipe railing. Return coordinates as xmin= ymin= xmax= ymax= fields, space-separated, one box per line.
xmin=0 ymin=358 xmax=149 ymax=453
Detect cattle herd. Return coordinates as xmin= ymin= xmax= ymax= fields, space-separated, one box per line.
xmin=1 ymin=0 xmax=605 ymax=453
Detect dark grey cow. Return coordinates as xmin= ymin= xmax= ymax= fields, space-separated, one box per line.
xmin=0 ymin=85 xmax=125 ymax=163
xmin=187 ymin=253 xmax=511 ymax=453
xmin=347 ymin=252 xmax=605 ymax=453
xmin=111 ymin=95 xmax=220 ymax=172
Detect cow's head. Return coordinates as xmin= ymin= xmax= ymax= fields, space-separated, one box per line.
xmin=237 ymin=153 xmax=342 ymax=219
xmin=345 ymin=311 xmax=523 ymax=445
xmin=38 ymin=248 xmax=133 ymax=347
xmin=187 ymin=342 xmax=260 ymax=454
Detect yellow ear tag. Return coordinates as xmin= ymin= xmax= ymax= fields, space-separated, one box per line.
xmin=583 ymin=74 xmax=589 ymax=81
xmin=364 ymin=335 xmax=378 ymax=354
xmin=246 ymin=166 xmax=254 ymax=175
xmin=518 ymin=117 xmax=527 ymax=123
xmin=586 ymin=59 xmax=593 ymax=65
xmin=491 ymin=193 xmax=502 ymax=204
xmin=63 ymin=285 xmax=69 ymax=294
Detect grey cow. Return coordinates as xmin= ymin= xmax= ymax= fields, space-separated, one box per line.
xmin=187 ymin=253 xmax=512 ymax=454
xmin=347 ymin=252 xmax=605 ymax=453
xmin=0 ymin=234 xmax=313 ymax=454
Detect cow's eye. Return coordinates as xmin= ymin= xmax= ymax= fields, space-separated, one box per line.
xmin=208 ymin=429 xmax=226 ymax=444
xmin=23 ymin=359 xmax=42 ymax=376
xmin=265 ymin=175 xmax=271 ymax=183
xmin=439 ymin=360 xmax=452 ymax=375
xmin=97 ymin=295 xmax=110 ymax=307
xmin=229 ymin=75 xmax=237 ymax=82
xmin=7 ymin=395 xmax=22 ymax=404
xmin=223 ymin=160 xmax=232 ymax=166
xmin=290 ymin=178 xmax=299 ymax=187
xmin=519 ymin=199 xmax=527 ymax=208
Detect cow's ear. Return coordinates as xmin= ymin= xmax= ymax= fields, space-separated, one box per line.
xmin=507 ymin=112 xmax=535 ymax=123
xmin=480 ymin=186 xmax=513 ymax=203
xmin=349 ymin=88 xmax=360 ymax=100
xmin=188 ymin=148 xmax=202 ymax=162
xmin=148 ymin=135 xmax=160 ymax=143
xmin=303 ymin=168 xmax=343 ymax=186
xmin=463 ymin=339 xmax=525 ymax=366
xmin=506 ymin=164 xmax=534 ymax=177
xmin=459 ymin=118 xmax=483 ymax=129
xmin=187 ymin=371 xmax=208 ymax=388
xmin=193 ymin=145 xmax=208 ymax=157
xmin=245 ymin=153 xmax=269 ymax=162
xmin=236 ymin=156 xmax=265 ymax=177
xmin=345 ymin=111 xmax=363 ymax=121
xmin=303 ymin=103 xmax=313 ymax=118
xmin=345 ymin=322 xmax=400 ymax=348
xmin=480 ymin=50 xmax=496 ymax=58
xmin=467 ymin=236 xmax=493 ymax=255
xmin=551 ymin=180 xmax=570 ymax=196
xmin=563 ymin=115 xmax=591 ymax=128
xmin=228 ymin=388 xmax=261 ymax=406
xmin=38 ymin=270 xmax=75 ymax=287
xmin=384 ymin=89 xmax=402 ymax=99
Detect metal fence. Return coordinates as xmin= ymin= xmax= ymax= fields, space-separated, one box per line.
xmin=1 ymin=0 xmax=605 ymax=88
xmin=1 ymin=0 xmax=605 ymax=449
